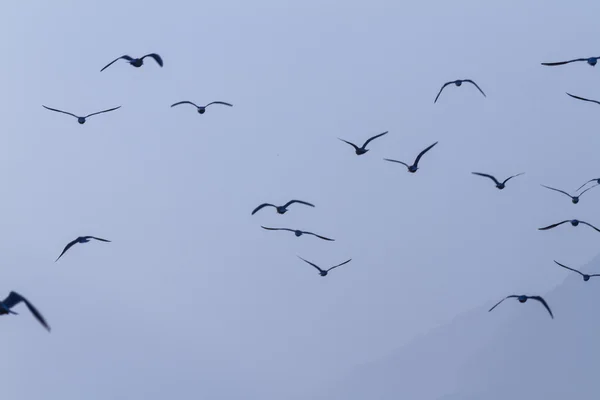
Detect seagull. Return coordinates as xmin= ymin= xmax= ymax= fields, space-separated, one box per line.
xmin=541 ymin=56 xmax=600 ymax=67
xmin=55 ymin=236 xmax=111 ymax=262
xmin=541 ymin=184 xmax=597 ymax=204
xmin=471 ymin=172 xmax=524 ymax=190
xmin=100 ymin=53 xmax=163 ymax=72
xmin=538 ymin=219 xmax=600 ymax=232
xmin=576 ymin=178 xmax=600 ymax=192
xmin=338 ymin=131 xmax=388 ymax=155
xmin=554 ymin=260 xmax=600 ymax=282
xmin=434 ymin=79 xmax=486 ymax=103
xmin=251 ymin=200 xmax=315 ymax=215
xmin=170 ymin=101 xmax=233 ymax=114
xmin=261 ymin=226 xmax=334 ymax=241
xmin=42 ymin=105 xmax=121 ymax=124
xmin=489 ymin=295 xmax=553 ymax=319
xmin=383 ymin=142 xmax=438 ymax=173
xmin=0 ymin=291 xmax=50 ymax=331
xmin=297 ymin=256 xmax=352 ymax=277
xmin=566 ymin=92 xmax=600 ymax=105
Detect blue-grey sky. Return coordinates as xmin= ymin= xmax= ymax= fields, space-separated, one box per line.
xmin=2 ymin=1 xmax=600 ymax=398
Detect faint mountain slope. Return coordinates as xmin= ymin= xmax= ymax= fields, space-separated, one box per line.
xmin=313 ymin=254 xmax=600 ymax=400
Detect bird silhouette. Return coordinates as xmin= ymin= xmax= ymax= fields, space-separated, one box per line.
xmin=297 ymin=256 xmax=352 ymax=277
xmin=434 ymin=79 xmax=486 ymax=103
xmin=554 ymin=260 xmax=600 ymax=282
xmin=55 ymin=236 xmax=111 ymax=262
xmin=170 ymin=101 xmax=233 ymax=114
xmin=566 ymin=92 xmax=600 ymax=106
xmin=251 ymin=200 xmax=314 ymax=215
xmin=261 ymin=226 xmax=334 ymax=241
xmin=471 ymin=172 xmax=524 ymax=190
xmin=538 ymin=219 xmax=600 ymax=232
xmin=489 ymin=295 xmax=553 ymax=319
xmin=541 ymin=184 xmax=598 ymax=204
xmin=42 ymin=105 xmax=121 ymax=124
xmin=0 ymin=291 xmax=50 ymax=331
xmin=101 ymin=53 xmax=163 ymax=72
xmin=542 ymin=56 xmax=600 ymax=67
xmin=383 ymin=141 xmax=438 ymax=173
xmin=338 ymin=131 xmax=388 ymax=155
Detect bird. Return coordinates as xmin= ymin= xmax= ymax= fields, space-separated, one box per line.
xmin=471 ymin=172 xmax=524 ymax=190
xmin=554 ymin=260 xmax=600 ymax=282
xmin=251 ymin=200 xmax=315 ymax=215
xmin=434 ymin=79 xmax=486 ymax=103
xmin=489 ymin=295 xmax=553 ymax=319
xmin=0 ymin=291 xmax=50 ymax=331
xmin=42 ymin=105 xmax=121 ymax=124
xmin=55 ymin=236 xmax=111 ymax=262
xmin=170 ymin=101 xmax=233 ymax=114
xmin=566 ymin=92 xmax=600 ymax=106
xmin=383 ymin=142 xmax=438 ymax=173
xmin=297 ymin=256 xmax=352 ymax=277
xmin=541 ymin=56 xmax=600 ymax=67
xmin=261 ymin=226 xmax=334 ymax=241
xmin=541 ymin=184 xmax=598 ymax=204
xmin=576 ymin=178 xmax=600 ymax=192
xmin=338 ymin=131 xmax=388 ymax=155
xmin=100 ymin=53 xmax=163 ymax=72
xmin=538 ymin=219 xmax=600 ymax=233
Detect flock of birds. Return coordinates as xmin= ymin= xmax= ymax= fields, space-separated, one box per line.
xmin=1 ymin=52 xmax=600 ymax=332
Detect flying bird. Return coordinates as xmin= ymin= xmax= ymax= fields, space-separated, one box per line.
xmin=261 ymin=226 xmax=334 ymax=241
xmin=576 ymin=178 xmax=600 ymax=192
xmin=489 ymin=295 xmax=553 ymax=319
xmin=471 ymin=172 xmax=524 ymax=190
xmin=434 ymin=79 xmax=486 ymax=103
xmin=55 ymin=236 xmax=111 ymax=262
xmin=338 ymin=131 xmax=388 ymax=155
xmin=538 ymin=219 xmax=600 ymax=233
xmin=0 ymin=291 xmax=50 ymax=331
xmin=170 ymin=101 xmax=233 ymax=114
xmin=383 ymin=141 xmax=438 ymax=173
xmin=42 ymin=105 xmax=121 ymax=124
xmin=554 ymin=260 xmax=600 ymax=282
xmin=541 ymin=184 xmax=597 ymax=204
xmin=541 ymin=56 xmax=600 ymax=67
xmin=566 ymin=92 xmax=600 ymax=106
xmin=297 ymin=256 xmax=352 ymax=277
xmin=100 ymin=53 xmax=163 ymax=72
xmin=251 ymin=200 xmax=314 ymax=215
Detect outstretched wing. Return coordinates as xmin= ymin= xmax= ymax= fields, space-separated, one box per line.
xmin=488 ymin=295 xmax=518 ymax=312
xmin=578 ymin=184 xmax=599 ymax=197
xmin=86 ymin=236 xmax=111 ymax=243
xmin=85 ymin=106 xmax=121 ymax=119
xmin=576 ymin=179 xmax=599 ymax=192
xmin=171 ymin=101 xmax=199 ymax=108
xmin=297 ymin=256 xmax=324 ymax=273
xmin=283 ymin=200 xmax=315 ymax=209
xmin=55 ymin=238 xmax=79 ymax=262
xmin=383 ymin=158 xmax=409 ymax=168
xmin=251 ymin=203 xmax=276 ymax=215
xmin=142 ymin=53 xmax=163 ymax=67
xmin=413 ymin=141 xmax=438 ymax=167
xmin=42 ymin=105 xmax=78 ymax=119
xmin=502 ymin=173 xmax=525 ymax=185
xmin=579 ymin=221 xmax=600 ymax=233
xmin=3 ymin=292 xmax=50 ymax=331
xmin=326 ymin=259 xmax=352 ymax=272
xmin=361 ymin=131 xmax=389 ymax=149
xmin=338 ymin=138 xmax=360 ymax=152
xmin=566 ymin=92 xmax=600 ymax=105
xmin=206 ymin=101 xmax=233 ymax=107
xmin=100 ymin=55 xmax=133 ymax=72
xmin=434 ymin=81 xmax=453 ymax=103
xmin=463 ymin=80 xmax=486 ymax=97
xmin=471 ymin=172 xmax=500 ymax=186
xmin=541 ymin=185 xmax=573 ymax=199
xmin=529 ymin=296 xmax=554 ymax=319
xmin=538 ymin=220 xmax=570 ymax=231
xmin=260 ymin=226 xmax=294 ymax=233
xmin=541 ymin=58 xmax=587 ymax=66
xmin=304 ymin=231 xmax=335 ymax=241
xmin=553 ymin=260 xmax=585 ymax=277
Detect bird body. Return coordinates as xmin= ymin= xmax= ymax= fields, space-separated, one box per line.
xmin=0 ymin=291 xmax=50 ymax=331
xmin=472 ymin=172 xmax=524 ymax=189
xmin=101 ymin=53 xmax=163 ymax=72
xmin=489 ymin=294 xmax=553 ymax=318
xmin=171 ymin=101 xmax=233 ymax=114
xmin=42 ymin=105 xmax=121 ymax=124
xmin=251 ymin=200 xmax=315 ymax=215
xmin=383 ymin=141 xmax=438 ymax=173
xmin=434 ymin=79 xmax=486 ymax=103
xmin=338 ymin=131 xmax=388 ymax=155
xmin=55 ymin=236 xmax=111 ymax=262
xmin=297 ymin=256 xmax=352 ymax=277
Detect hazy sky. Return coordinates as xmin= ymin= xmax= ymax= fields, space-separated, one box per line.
xmin=2 ymin=1 xmax=600 ymax=398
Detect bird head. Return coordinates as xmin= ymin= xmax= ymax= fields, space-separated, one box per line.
xmin=197 ymin=108 xmax=206 ymax=114
xmin=77 ymin=117 xmax=86 ymax=124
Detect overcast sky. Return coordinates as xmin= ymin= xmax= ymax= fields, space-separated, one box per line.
xmin=2 ymin=1 xmax=600 ymax=399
